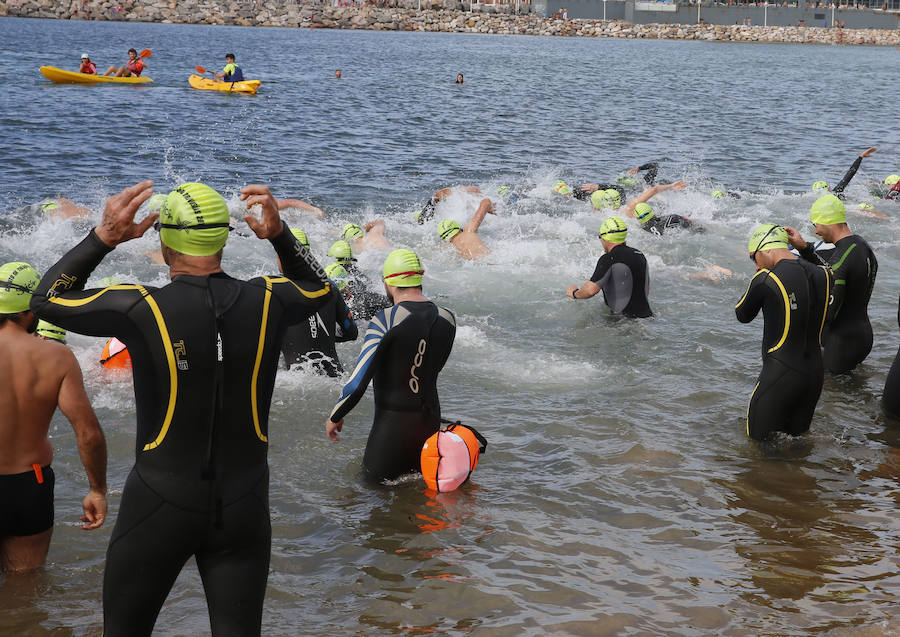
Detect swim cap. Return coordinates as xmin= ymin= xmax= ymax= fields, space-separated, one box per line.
xmin=35 ymin=320 xmax=66 ymax=343
xmin=604 ymin=189 xmax=622 ymax=207
xmin=102 ymin=276 xmax=121 ymax=286
xmin=40 ymin=200 xmax=60 ymax=212
xmin=101 ymin=337 xmax=132 ymax=370
xmin=327 ymin=240 xmax=355 ymax=263
xmin=158 ymin=184 xmax=231 ymax=257
xmin=812 ymin=180 xmax=829 ymax=193
xmin=0 ymin=262 xmax=41 ymax=314
xmin=859 ymin=202 xmax=874 ymax=210
xmin=711 ymin=190 xmax=725 ymax=199
xmin=616 ymin=175 xmax=637 ymax=188
xmin=413 ymin=210 xmax=424 ymax=223
xmin=147 ymin=193 xmax=168 ymax=213
xmin=553 ymin=180 xmax=570 ymax=196
xmin=382 ymin=249 xmax=424 ymax=287
xmin=438 ymin=219 xmax=462 ymax=241
xmin=885 ymin=174 xmax=900 ymax=186
xmin=634 ymin=203 xmax=655 ymax=224
xmin=324 ymin=263 xmax=349 ymax=291
xmin=590 ymin=191 xmax=607 ymax=210
xmin=810 ymin=194 xmax=846 ymax=225
xmin=290 ymin=227 xmax=310 ymax=248
xmin=341 ymin=223 xmax=364 ymax=241
xmin=747 ymin=224 xmax=789 ymax=254
xmin=598 ymin=217 xmax=628 ymax=243
xmin=497 ymin=186 xmax=511 ymax=197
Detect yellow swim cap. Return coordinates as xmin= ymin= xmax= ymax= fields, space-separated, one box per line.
xmin=747 ymin=224 xmax=789 ymax=254
xmin=885 ymin=174 xmax=900 ymax=186
xmin=383 ymin=249 xmax=424 ymax=287
xmin=810 ymin=194 xmax=846 ymax=225
xmin=438 ymin=220 xmax=462 ymax=241
xmin=711 ymin=190 xmax=725 ymax=199
xmin=290 ymin=227 xmax=310 ymax=248
xmin=328 ymin=240 xmax=355 ymax=263
xmin=634 ymin=203 xmax=655 ymax=224
xmin=324 ymin=263 xmax=349 ymax=291
xmin=598 ymin=217 xmax=627 ymax=243
xmin=590 ymin=190 xmax=606 ymax=210
xmin=342 ymin=223 xmax=364 ymax=241
xmin=553 ymin=180 xmax=569 ymax=196
xmin=35 ymin=320 xmax=66 ymax=343
xmin=812 ymin=181 xmax=829 ymax=193
xmin=0 ymin=262 xmax=41 ymax=314
xmin=158 ymin=184 xmax=231 ymax=257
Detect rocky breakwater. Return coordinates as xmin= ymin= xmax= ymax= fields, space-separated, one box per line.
xmin=2 ymin=0 xmax=899 ymax=47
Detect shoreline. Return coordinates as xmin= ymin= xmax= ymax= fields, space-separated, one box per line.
xmin=2 ymin=2 xmax=899 ymax=46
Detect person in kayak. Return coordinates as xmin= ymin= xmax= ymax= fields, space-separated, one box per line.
xmin=79 ymin=54 xmax=97 ymax=75
xmin=103 ymin=48 xmax=146 ymax=78
xmin=215 ymin=53 xmax=245 ymax=82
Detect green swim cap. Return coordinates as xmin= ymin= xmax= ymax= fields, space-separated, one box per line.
xmin=711 ymin=190 xmax=725 ymax=199
xmin=342 ymin=223 xmax=364 ymax=241
xmin=497 ymin=185 xmax=511 ymax=197
xmin=812 ymin=180 xmax=829 ymax=193
xmin=0 ymin=262 xmax=41 ymax=314
xmin=634 ymin=203 xmax=655 ymax=224
xmin=604 ymin=189 xmax=621 ymax=207
xmin=553 ymin=180 xmax=569 ymax=196
xmin=810 ymin=194 xmax=846 ymax=225
xmin=885 ymin=174 xmax=900 ymax=186
xmin=616 ymin=175 xmax=637 ymax=188
xmin=35 ymin=320 xmax=66 ymax=343
xmin=413 ymin=210 xmax=424 ymax=223
xmin=40 ymin=200 xmax=60 ymax=212
xmin=438 ymin=219 xmax=462 ymax=241
xmin=328 ymin=240 xmax=355 ymax=263
xmin=747 ymin=224 xmax=789 ymax=254
xmin=859 ymin=202 xmax=874 ymax=210
xmin=324 ymin=263 xmax=349 ymax=291
xmin=102 ymin=276 xmax=121 ymax=286
xmin=147 ymin=193 xmax=168 ymax=213
xmin=590 ymin=190 xmax=607 ymax=210
xmin=158 ymin=184 xmax=231 ymax=257
xmin=290 ymin=227 xmax=310 ymax=248
xmin=598 ymin=216 xmax=628 ymax=243
xmin=382 ymin=249 xmax=424 ymax=288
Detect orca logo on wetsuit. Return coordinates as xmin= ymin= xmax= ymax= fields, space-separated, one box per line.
xmin=409 ymin=338 xmax=427 ymax=393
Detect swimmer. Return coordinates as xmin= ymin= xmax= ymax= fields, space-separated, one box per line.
xmin=276 ymin=198 xmax=325 ymax=219
xmin=327 ymin=240 xmax=390 ymax=320
xmin=784 ymin=194 xmax=878 ymax=374
xmin=437 ymin=197 xmax=495 ymax=260
xmin=414 ymin=186 xmax=482 ymax=224
xmin=632 ymin=201 xmax=702 ymax=236
xmin=735 ymin=224 xmax=833 ymax=440
xmin=456 ymin=73 xmax=464 ymax=84
xmin=811 ymin=146 xmax=877 ymax=199
xmin=35 ymin=320 xmax=67 ymax=344
xmin=565 ymin=216 xmax=653 ymax=318
xmin=881 ymin=173 xmax=900 ymax=200
xmin=883 ymin=293 xmax=900 ymax=419
xmin=342 ymin=219 xmax=391 ymax=253
xmin=279 ymin=230 xmax=358 ymax=376
xmin=856 ymin=202 xmax=889 ymax=219
xmin=626 ymin=161 xmax=662 ymax=186
xmin=1 ymin=261 xmax=107 ymax=573
xmin=13 ymin=197 xmax=91 ymax=220
xmin=325 ymin=249 xmax=456 ymax=482
xmin=31 ymin=180 xmax=335 ymax=635
xmin=335 ymin=69 xmax=342 ymax=79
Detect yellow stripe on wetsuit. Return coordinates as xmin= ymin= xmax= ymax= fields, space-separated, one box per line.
xmin=765 ymin=271 xmax=791 ymax=354
xmin=818 ymin=265 xmax=830 ymax=344
xmin=265 ymin=276 xmax=331 ymax=299
xmin=250 ymin=278 xmax=274 ymax=443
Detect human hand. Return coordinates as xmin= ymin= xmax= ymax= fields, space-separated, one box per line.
xmin=81 ymin=489 xmax=107 ymax=530
xmin=783 ymin=226 xmax=807 ymax=250
xmin=326 ymin=418 xmax=343 ymax=441
xmin=95 ymin=180 xmax=157 ymax=247
xmin=566 ymin=284 xmax=578 ymax=298
xmin=668 ymin=180 xmax=687 ymax=191
xmin=241 ymin=185 xmax=283 ymax=240
xmin=859 ymin=146 xmax=877 ymax=158
xmin=627 ymin=167 xmax=639 ymax=175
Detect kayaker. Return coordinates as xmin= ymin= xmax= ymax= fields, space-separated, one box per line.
xmin=79 ymin=54 xmax=97 ymax=75
xmin=102 ymin=48 xmax=146 ymax=78
xmin=214 ymin=53 xmax=244 ymax=82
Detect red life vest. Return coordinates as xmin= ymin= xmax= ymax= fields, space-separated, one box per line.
xmin=126 ymin=59 xmax=144 ymax=75
xmin=80 ymin=61 xmax=97 ymax=74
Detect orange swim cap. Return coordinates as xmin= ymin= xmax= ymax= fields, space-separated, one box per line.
xmin=101 ymin=337 xmax=132 ymax=370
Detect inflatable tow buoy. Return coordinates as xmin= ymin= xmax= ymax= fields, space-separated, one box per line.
xmin=421 ymin=421 xmax=487 ymax=493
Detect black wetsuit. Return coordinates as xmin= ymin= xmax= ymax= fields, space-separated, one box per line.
xmin=831 ymin=156 xmax=863 ymax=198
xmin=799 ymin=235 xmax=877 ymax=373
xmin=882 ymin=295 xmax=900 ymax=418
xmin=31 ymin=226 xmax=333 ymax=637
xmin=640 ymin=214 xmax=701 ymax=236
xmin=572 ymin=184 xmax=626 ymax=202
xmin=345 ymin=265 xmax=391 ymax=321
xmin=636 ymin=161 xmax=659 ymax=185
xmin=281 ymin=292 xmax=357 ymax=376
xmin=588 ymin=244 xmax=653 ymax=318
xmin=0 ymin=465 xmax=54 ymax=537
xmin=329 ymin=301 xmax=456 ymax=482
xmin=735 ymin=259 xmax=833 ymax=440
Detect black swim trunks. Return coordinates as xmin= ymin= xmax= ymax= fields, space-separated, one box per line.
xmin=0 ymin=465 xmax=55 ymax=537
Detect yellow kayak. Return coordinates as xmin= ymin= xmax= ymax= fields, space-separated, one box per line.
xmin=40 ymin=66 xmax=152 ymax=84
xmin=188 ymin=74 xmax=261 ymax=95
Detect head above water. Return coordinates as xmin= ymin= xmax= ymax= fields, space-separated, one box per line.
xmin=598 ymin=216 xmax=628 ymax=244
xmin=324 ymin=263 xmax=349 ymax=291
xmin=0 ymin=261 xmax=41 ymax=314
xmin=634 ymin=203 xmax=655 ymax=224
xmin=553 ymin=180 xmax=569 ymax=196
xmin=747 ymin=223 xmax=789 ymax=255
xmin=616 ymin=175 xmax=637 ymax=188
xmin=810 ymin=193 xmax=846 ymax=226
xmin=438 ymin=220 xmax=462 ymax=242
xmin=382 ymin=249 xmax=424 ymax=288
xmin=157 ymin=183 xmax=231 ymax=257
xmin=341 ymin=223 xmax=365 ymax=241
xmin=859 ymin=202 xmax=874 ymax=210
xmin=711 ymin=190 xmax=725 ymax=199
xmin=328 ymin=240 xmax=355 ymax=264
xmin=811 ymin=180 xmax=829 ymax=194
xmin=603 ymin=188 xmax=621 ymax=207
xmin=35 ymin=320 xmax=66 ymax=343
xmin=885 ymin=174 xmax=900 ymax=186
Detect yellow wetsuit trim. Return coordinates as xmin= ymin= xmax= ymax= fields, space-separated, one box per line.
xmin=139 ymin=287 xmax=178 ymax=451
xmin=265 ymin=276 xmax=331 ymax=299
xmin=818 ymin=265 xmax=830 ymax=344
xmin=734 ymin=269 xmax=768 ymax=309
xmin=766 ymin=272 xmax=791 ymax=354
xmin=47 ymin=284 xmax=141 ymax=306
xmin=250 ymin=278 xmax=274 ymax=443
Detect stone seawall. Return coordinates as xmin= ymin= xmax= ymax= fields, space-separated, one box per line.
xmin=2 ymin=0 xmax=899 ymax=46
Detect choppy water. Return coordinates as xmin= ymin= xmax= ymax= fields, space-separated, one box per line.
xmin=2 ymin=16 xmax=900 ymax=636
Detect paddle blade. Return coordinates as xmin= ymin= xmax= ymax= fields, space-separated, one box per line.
xmin=140 ymin=49 xmax=152 ymax=58
xmin=195 ymin=65 xmax=207 ymax=74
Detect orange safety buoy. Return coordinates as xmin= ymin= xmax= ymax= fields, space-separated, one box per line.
xmin=421 ymin=421 xmax=487 ymax=493
xmin=101 ymin=337 xmax=132 ymax=370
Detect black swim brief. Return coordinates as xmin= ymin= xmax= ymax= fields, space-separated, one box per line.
xmin=0 ymin=465 xmax=55 ymax=537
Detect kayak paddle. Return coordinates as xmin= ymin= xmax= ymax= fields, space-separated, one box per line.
xmin=140 ymin=49 xmax=152 ymax=58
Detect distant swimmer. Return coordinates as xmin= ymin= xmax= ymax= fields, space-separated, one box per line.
xmin=342 ymin=219 xmax=391 ymax=253
xmin=811 ymin=146 xmax=877 ymax=199
xmin=785 ymin=194 xmax=878 ymax=374
xmin=883 ymin=294 xmax=900 ymax=419
xmin=565 ymin=216 xmax=653 ymax=318
xmin=327 ymin=240 xmax=390 ymax=320
xmin=882 ymin=174 xmax=900 ymax=200
xmin=735 ymin=225 xmax=833 ymax=441
xmin=414 ymin=186 xmax=482 ymax=224
xmin=214 ymin=52 xmax=244 ymax=82
xmin=325 ymin=249 xmax=456 ymax=482
xmin=857 ymin=202 xmax=889 ymax=219
xmin=31 ymin=180 xmax=335 ymax=635
xmin=79 ymin=53 xmax=97 ymax=75
xmin=14 ymin=197 xmax=91 ymax=220
xmin=277 ymin=198 xmax=325 ymax=219
xmin=438 ymin=197 xmax=495 ymax=260
xmin=102 ymin=47 xmax=147 ymax=77
xmin=0 ymin=262 xmax=107 ymax=573
xmin=280 ymin=230 xmax=358 ymax=376
xmin=456 ymin=73 xmax=464 ymax=84
xmin=335 ymin=69 xmax=342 ymax=79
xmin=35 ymin=320 xmax=67 ymax=344
xmin=620 ymin=181 xmax=700 ymax=235
xmin=626 ymin=161 xmax=662 ymax=186
xmin=711 ymin=189 xmax=742 ymax=199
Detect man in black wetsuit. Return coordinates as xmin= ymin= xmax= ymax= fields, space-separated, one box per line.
xmin=325 ymin=248 xmax=456 ymax=482
xmin=735 ymin=224 xmax=833 ymax=441
xmin=565 ymin=216 xmax=653 ymax=318
xmin=327 ymin=239 xmax=390 ymax=321
xmin=785 ymin=194 xmax=878 ymax=374
xmin=31 ymin=181 xmax=334 ymax=637
xmin=633 ymin=202 xmax=700 ymax=236
xmin=813 ymin=146 xmax=877 ymax=199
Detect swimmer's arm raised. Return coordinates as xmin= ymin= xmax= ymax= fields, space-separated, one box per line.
xmin=464 ymin=199 xmax=494 ymax=234
xmin=57 ymin=353 xmax=107 ymax=530
xmin=276 ymin=198 xmax=325 ymax=219
xmin=621 ymin=181 xmax=686 ymax=218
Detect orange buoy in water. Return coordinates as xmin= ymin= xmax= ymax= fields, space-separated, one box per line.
xmin=101 ymin=337 xmax=132 ymax=370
